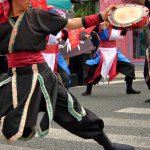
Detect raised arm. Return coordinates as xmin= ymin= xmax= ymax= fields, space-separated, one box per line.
xmin=65 ymin=4 xmax=116 ymax=30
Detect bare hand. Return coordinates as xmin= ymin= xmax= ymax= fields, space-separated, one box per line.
xmin=100 ymin=21 xmax=110 ymax=29
xmin=101 ymin=4 xmax=117 ymax=21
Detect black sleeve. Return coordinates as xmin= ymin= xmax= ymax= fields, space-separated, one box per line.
xmin=26 ymin=8 xmax=68 ymax=35
xmin=61 ymin=29 xmax=68 ymax=41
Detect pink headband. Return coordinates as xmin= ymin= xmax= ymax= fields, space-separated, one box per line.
xmin=0 ymin=0 xmax=10 ymax=23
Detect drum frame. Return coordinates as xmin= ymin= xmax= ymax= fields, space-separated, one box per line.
xmin=108 ymin=4 xmax=149 ymax=28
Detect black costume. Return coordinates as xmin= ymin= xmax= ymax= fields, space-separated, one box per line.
xmin=143 ymin=0 xmax=150 ymax=103
xmin=0 ymin=1 xmax=135 ymax=150
xmin=82 ymin=27 xmax=141 ymax=96
xmin=0 ymin=55 xmax=8 ymax=75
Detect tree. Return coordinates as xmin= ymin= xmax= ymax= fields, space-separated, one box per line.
xmin=73 ymin=0 xmax=96 ymax=17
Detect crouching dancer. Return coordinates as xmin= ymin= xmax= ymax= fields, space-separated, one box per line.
xmin=0 ymin=0 xmax=135 ymax=150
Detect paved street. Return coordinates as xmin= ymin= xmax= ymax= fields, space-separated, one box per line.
xmin=0 ymin=79 xmax=150 ymax=150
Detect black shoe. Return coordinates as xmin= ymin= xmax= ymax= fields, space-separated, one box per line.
xmin=126 ymin=88 xmax=141 ymax=94
xmin=145 ymin=99 xmax=150 ymax=103
xmin=110 ymin=143 xmax=135 ymax=150
xmin=81 ymin=91 xmax=91 ymax=96
xmin=94 ymin=131 xmax=135 ymax=150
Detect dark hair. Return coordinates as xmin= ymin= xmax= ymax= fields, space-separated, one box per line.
xmin=8 ymin=0 xmax=12 ymax=3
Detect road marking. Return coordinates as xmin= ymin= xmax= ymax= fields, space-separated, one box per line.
xmin=104 ymin=117 xmax=150 ymax=128
xmin=109 ymin=134 xmax=150 ymax=149
xmin=1 ymin=106 xmax=150 ymax=149
xmin=116 ymin=107 xmax=150 ymax=115
xmin=1 ymin=115 xmax=150 ymax=149
xmin=35 ymin=128 xmax=150 ymax=149
xmin=72 ymin=79 xmax=144 ymax=88
xmin=98 ymin=79 xmax=144 ymax=85
xmin=0 ymin=144 xmax=42 ymax=150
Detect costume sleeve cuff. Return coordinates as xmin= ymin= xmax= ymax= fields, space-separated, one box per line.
xmin=82 ymin=13 xmax=103 ymax=28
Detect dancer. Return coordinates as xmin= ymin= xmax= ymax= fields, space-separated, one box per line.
xmin=0 ymin=0 xmax=135 ymax=150
xmin=133 ymin=0 xmax=150 ymax=102
xmin=138 ymin=0 xmax=150 ymax=103
xmin=82 ymin=21 xmax=141 ymax=96
xmin=144 ymin=50 xmax=150 ymax=103
xmin=42 ymin=31 xmax=71 ymax=89
xmin=42 ymin=7 xmax=71 ymax=89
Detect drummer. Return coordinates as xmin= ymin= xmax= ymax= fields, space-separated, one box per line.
xmin=82 ymin=21 xmax=141 ymax=96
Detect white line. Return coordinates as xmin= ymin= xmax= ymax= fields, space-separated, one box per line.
xmin=109 ymin=134 xmax=150 ymax=149
xmin=0 ymin=144 xmax=42 ymax=150
xmin=116 ymin=107 xmax=150 ymax=115
xmin=36 ymin=128 xmax=150 ymax=149
xmin=72 ymin=79 xmax=144 ymax=88
xmin=98 ymin=79 xmax=144 ymax=85
xmin=104 ymin=117 xmax=150 ymax=128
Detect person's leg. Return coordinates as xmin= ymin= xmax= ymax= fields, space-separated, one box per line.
xmin=143 ymin=47 xmax=150 ymax=103
xmin=94 ymin=132 xmax=135 ymax=150
xmin=144 ymin=99 xmax=150 ymax=103
xmin=54 ymin=80 xmax=135 ymax=150
xmin=81 ymin=74 xmax=102 ymax=96
xmin=125 ymin=75 xmax=141 ymax=94
xmin=81 ymin=82 xmax=93 ymax=96
xmin=82 ymin=64 xmax=101 ymax=96
xmin=57 ymin=65 xmax=70 ymax=90
xmin=117 ymin=61 xmax=141 ymax=94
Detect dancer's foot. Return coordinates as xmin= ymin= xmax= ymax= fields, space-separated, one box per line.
xmin=145 ymin=99 xmax=150 ymax=103
xmin=126 ymin=88 xmax=141 ymax=94
xmin=94 ymin=131 xmax=135 ymax=150
xmin=109 ymin=143 xmax=135 ymax=150
xmin=81 ymin=91 xmax=91 ymax=96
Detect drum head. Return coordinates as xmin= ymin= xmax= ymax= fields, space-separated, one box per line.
xmin=108 ymin=4 xmax=149 ymax=28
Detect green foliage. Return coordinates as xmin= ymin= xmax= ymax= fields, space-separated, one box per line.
xmin=74 ymin=0 xmax=96 ymax=17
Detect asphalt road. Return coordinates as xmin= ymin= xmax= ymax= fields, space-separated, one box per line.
xmin=0 ymin=79 xmax=150 ymax=150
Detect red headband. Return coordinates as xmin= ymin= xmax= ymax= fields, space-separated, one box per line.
xmin=0 ymin=0 xmax=10 ymax=23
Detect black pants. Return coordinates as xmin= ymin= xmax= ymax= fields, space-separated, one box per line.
xmin=86 ymin=60 xmax=135 ymax=85
xmin=144 ymin=59 xmax=149 ymax=87
xmin=54 ymin=80 xmax=104 ymax=139
xmin=117 ymin=60 xmax=135 ymax=79
xmin=0 ymin=62 xmax=104 ymax=140
xmin=57 ymin=65 xmax=70 ymax=89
